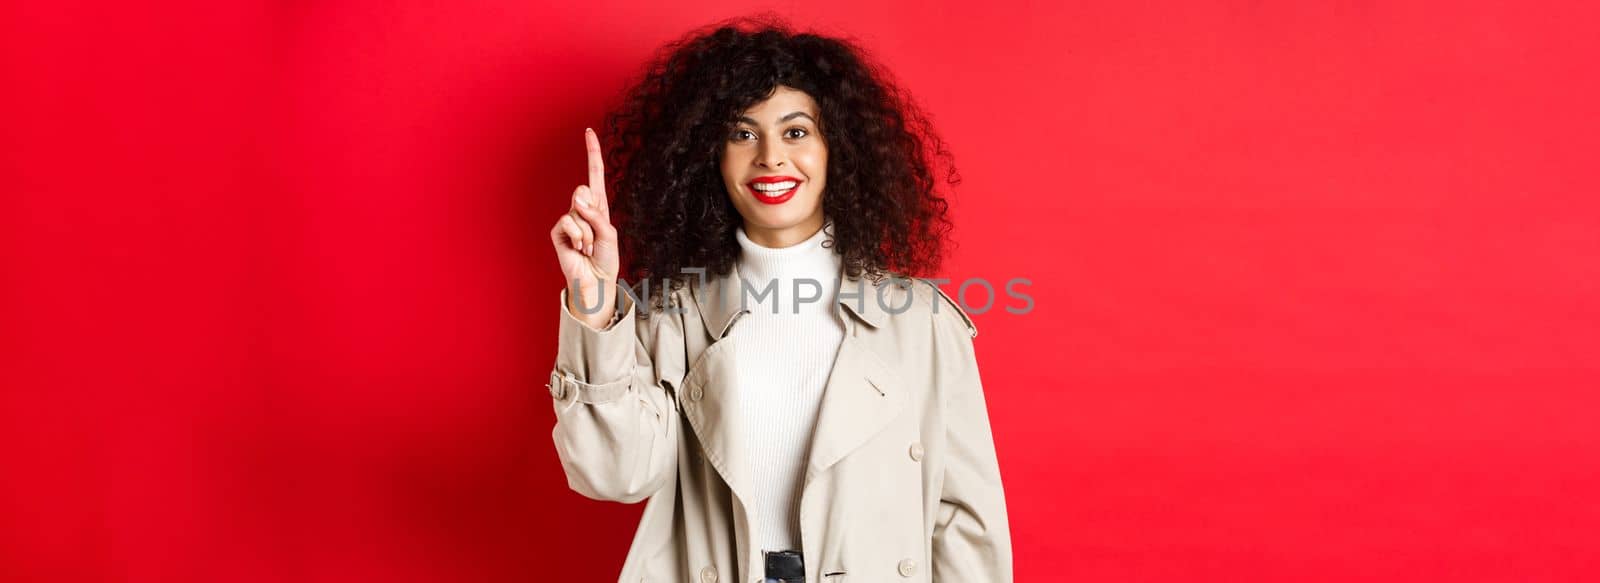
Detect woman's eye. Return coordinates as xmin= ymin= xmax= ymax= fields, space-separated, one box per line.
xmin=730 ymin=128 xmax=808 ymax=141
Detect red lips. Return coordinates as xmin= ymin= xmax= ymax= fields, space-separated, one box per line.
xmin=746 ymin=175 xmax=802 ymax=205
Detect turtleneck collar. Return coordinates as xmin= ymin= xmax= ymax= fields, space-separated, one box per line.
xmin=735 ymin=218 xmax=842 ymax=314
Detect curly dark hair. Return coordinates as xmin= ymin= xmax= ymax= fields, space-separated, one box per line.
xmin=600 ymin=14 xmax=960 ymax=310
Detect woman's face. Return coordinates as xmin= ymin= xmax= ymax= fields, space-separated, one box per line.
xmin=720 ymin=85 xmax=828 ymax=247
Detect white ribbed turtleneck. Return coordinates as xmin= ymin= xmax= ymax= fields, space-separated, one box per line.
xmin=730 ymin=218 xmax=845 ymax=554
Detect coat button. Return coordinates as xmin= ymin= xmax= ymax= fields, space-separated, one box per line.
xmin=908 ymin=441 xmax=924 ymax=461
xmin=690 ymin=385 xmax=704 ymax=401
xmin=897 ymin=558 xmax=917 ymax=577
xmin=699 ymin=565 xmax=717 ymax=583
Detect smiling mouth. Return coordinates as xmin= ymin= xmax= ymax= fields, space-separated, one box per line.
xmin=745 ymin=178 xmax=800 ymax=204
xmin=750 ymin=180 xmax=799 ymax=197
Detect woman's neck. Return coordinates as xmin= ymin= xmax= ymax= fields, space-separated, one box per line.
xmin=735 ymin=218 xmax=841 ymax=311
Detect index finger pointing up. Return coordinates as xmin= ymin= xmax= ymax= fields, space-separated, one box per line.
xmin=584 ymin=128 xmax=609 ymax=217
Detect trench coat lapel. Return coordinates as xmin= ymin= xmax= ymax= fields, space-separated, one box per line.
xmin=682 ymin=266 xmax=752 ymax=507
xmin=805 ymin=269 xmax=905 ymax=489
xmin=802 ymin=330 xmax=905 ymax=485
xmin=687 ymin=265 xmax=906 ymax=496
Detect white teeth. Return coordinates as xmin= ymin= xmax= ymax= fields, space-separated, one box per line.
xmin=752 ymin=181 xmax=798 ymax=192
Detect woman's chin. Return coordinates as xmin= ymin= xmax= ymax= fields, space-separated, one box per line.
xmin=742 ymin=205 xmax=819 ymax=229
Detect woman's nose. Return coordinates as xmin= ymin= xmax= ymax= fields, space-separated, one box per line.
xmin=757 ymin=146 xmax=786 ymax=168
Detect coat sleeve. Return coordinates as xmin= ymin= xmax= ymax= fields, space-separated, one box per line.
xmin=546 ymin=285 xmax=686 ymax=504
xmin=928 ymin=288 xmax=1015 ymax=582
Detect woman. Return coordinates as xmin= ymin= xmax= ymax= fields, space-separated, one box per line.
xmin=546 ymin=17 xmax=1012 ymax=583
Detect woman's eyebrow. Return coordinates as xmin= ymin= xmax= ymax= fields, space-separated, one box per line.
xmin=737 ymin=112 xmax=816 ymax=126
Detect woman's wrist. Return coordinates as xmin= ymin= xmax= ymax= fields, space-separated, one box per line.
xmin=567 ymin=280 xmax=619 ymax=330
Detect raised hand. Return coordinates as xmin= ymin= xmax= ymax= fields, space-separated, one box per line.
xmin=550 ymin=127 xmax=622 ymax=330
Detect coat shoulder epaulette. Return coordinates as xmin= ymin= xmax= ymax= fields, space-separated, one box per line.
xmin=918 ymin=278 xmax=977 ymax=339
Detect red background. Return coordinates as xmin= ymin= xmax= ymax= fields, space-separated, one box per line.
xmin=4 ymin=1 xmax=1598 ymax=581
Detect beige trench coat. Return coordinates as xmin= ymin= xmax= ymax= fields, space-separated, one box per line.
xmin=546 ymin=265 xmax=1013 ymax=582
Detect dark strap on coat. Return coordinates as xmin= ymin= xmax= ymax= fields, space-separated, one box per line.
xmin=764 ymin=549 xmax=805 ymax=581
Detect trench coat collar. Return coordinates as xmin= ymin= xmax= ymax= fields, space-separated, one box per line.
xmin=690 ymin=261 xmax=892 ymax=340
